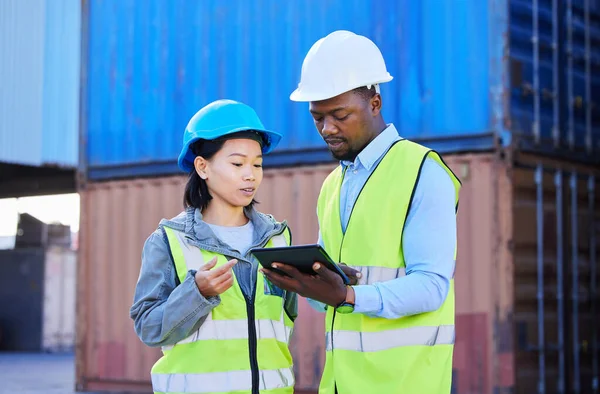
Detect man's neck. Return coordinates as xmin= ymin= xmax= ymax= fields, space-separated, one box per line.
xmin=351 ymin=122 xmax=389 ymax=161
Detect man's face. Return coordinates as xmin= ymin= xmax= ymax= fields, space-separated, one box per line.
xmin=309 ymin=91 xmax=379 ymax=162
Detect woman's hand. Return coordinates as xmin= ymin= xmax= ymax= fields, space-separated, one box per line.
xmin=194 ymin=257 xmax=238 ymax=297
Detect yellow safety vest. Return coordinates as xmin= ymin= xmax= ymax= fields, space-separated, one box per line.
xmin=316 ymin=139 xmax=461 ymax=394
xmin=151 ymin=226 xmax=295 ymax=394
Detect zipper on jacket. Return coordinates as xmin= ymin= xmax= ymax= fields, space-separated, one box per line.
xmin=245 ymin=280 xmax=259 ymax=394
xmin=245 ymin=226 xmax=286 ymax=394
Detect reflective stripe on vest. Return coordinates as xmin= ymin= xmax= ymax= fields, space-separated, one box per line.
xmin=162 ymin=312 xmax=292 ymax=351
xmin=152 ymin=367 xmax=294 ymax=393
xmin=349 ymin=263 xmax=455 ymax=284
xmin=326 ymin=324 xmax=455 ymax=352
xmin=349 ymin=265 xmax=406 ymax=285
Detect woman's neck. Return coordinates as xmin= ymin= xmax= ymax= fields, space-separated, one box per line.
xmin=201 ymin=200 xmax=249 ymax=227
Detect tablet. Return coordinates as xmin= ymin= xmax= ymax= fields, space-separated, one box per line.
xmin=250 ymin=244 xmax=350 ymax=285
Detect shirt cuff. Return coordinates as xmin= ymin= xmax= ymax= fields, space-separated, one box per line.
xmin=306 ymin=297 xmax=327 ymax=313
xmin=352 ymin=284 xmax=382 ymax=315
xmin=187 ymin=270 xmax=221 ymax=307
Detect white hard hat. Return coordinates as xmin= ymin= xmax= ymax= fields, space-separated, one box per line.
xmin=290 ymin=30 xmax=393 ymax=102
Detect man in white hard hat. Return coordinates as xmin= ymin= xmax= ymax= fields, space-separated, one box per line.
xmin=261 ymin=31 xmax=461 ymax=394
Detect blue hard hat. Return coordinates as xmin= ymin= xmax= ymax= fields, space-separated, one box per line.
xmin=177 ymin=99 xmax=282 ymax=172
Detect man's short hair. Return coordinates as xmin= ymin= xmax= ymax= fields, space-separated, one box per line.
xmin=352 ymin=85 xmax=377 ymax=101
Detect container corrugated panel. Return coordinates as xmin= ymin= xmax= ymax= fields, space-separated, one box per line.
xmin=511 ymin=154 xmax=600 ymax=394
xmin=0 ymin=0 xmax=79 ymax=168
xmin=448 ymin=154 xmax=516 ymax=394
xmin=0 ymin=0 xmax=45 ymax=167
xmin=509 ymin=0 xmax=600 ymax=160
xmin=41 ymin=0 xmax=81 ymax=168
xmin=42 ymin=246 xmax=77 ymax=353
xmin=83 ymin=0 xmax=494 ymax=180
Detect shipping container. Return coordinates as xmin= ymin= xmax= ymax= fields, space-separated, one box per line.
xmin=509 ymin=0 xmax=600 ymax=159
xmin=75 ymin=151 xmax=599 ymax=393
xmin=0 ymin=0 xmax=80 ymax=168
xmin=81 ymin=0 xmax=600 ymax=181
xmin=0 ymin=246 xmax=76 ymax=353
xmin=42 ymin=246 xmax=77 ymax=353
xmin=0 ymin=248 xmax=45 ymax=352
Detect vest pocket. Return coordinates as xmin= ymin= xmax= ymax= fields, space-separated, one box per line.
xmin=263 ymin=276 xmax=285 ymax=297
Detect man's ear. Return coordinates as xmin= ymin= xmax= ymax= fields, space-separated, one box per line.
xmin=370 ymin=93 xmax=382 ymax=116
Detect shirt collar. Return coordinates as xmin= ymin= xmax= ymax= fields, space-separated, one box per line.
xmin=341 ymin=124 xmax=400 ymax=171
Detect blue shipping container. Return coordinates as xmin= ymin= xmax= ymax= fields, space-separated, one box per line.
xmin=509 ymin=0 xmax=600 ymax=158
xmin=83 ymin=0 xmax=600 ymax=180
xmin=0 ymin=0 xmax=80 ymax=168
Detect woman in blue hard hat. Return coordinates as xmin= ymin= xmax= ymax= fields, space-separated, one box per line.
xmin=130 ymin=99 xmax=296 ymax=394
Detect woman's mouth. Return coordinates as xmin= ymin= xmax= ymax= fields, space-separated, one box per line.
xmin=240 ymin=188 xmax=255 ymax=197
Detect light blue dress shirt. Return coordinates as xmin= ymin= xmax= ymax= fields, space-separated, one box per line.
xmin=312 ymin=124 xmax=457 ymax=319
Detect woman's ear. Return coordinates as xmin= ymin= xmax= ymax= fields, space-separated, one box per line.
xmin=194 ymin=156 xmax=208 ymax=180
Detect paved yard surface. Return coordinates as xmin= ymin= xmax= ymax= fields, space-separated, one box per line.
xmin=0 ymin=352 xmax=89 ymax=394
xmin=0 ymin=352 xmax=317 ymax=394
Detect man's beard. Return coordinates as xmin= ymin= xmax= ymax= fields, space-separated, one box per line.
xmin=330 ymin=148 xmax=359 ymax=162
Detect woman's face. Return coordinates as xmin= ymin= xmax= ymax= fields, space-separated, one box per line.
xmin=199 ymin=138 xmax=264 ymax=209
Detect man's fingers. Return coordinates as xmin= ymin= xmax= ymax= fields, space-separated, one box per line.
xmin=199 ymin=257 xmax=218 ymax=271
xmin=339 ymin=262 xmax=362 ymax=277
xmin=339 ymin=264 xmax=362 ymax=285
xmin=313 ymin=262 xmax=343 ymax=284
xmin=261 ymin=268 xmax=300 ymax=292
xmin=270 ymin=263 xmax=304 ymax=280
xmin=261 ymin=268 xmax=291 ymax=284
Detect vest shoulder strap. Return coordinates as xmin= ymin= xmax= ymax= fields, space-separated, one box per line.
xmin=163 ymin=226 xmax=205 ymax=283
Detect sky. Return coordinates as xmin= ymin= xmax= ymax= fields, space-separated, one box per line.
xmin=0 ymin=193 xmax=80 ymax=237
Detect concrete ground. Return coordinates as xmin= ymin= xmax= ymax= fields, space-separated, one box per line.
xmin=0 ymin=352 xmax=90 ymax=394
xmin=0 ymin=352 xmax=318 ymax=394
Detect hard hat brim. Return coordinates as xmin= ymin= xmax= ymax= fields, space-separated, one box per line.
xmin=177 ymin=127 xmax=282 ymax=172
xmin=289 ymin=76 xmax=393 ymax=102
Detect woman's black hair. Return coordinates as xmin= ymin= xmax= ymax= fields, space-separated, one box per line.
xmin=183 ymin=137 xmax=259 ymax=210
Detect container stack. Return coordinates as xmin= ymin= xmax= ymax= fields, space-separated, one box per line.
xmin=0 ymin=214 xmax=76 ymax=354
xmin=0 ymin=0 xmax=80 ymax=198
xmin=77 ymin=1 xmax=600 ymax=393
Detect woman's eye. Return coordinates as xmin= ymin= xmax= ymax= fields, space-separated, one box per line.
xmin=254 ymin=164 xmax=263 ymax=168
xmin=232 ymin=163 xmax=243 ymax=167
